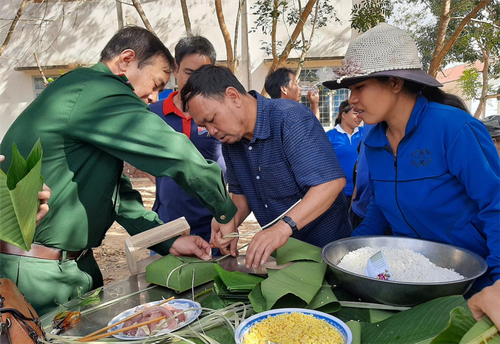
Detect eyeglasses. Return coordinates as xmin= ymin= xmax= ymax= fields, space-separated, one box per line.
xmin=51 ymin=310 xmax=82 ymax=335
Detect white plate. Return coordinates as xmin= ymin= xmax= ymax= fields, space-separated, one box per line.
xmin=235 ymin=308 xmax=352 ymax=344
xmin=107 ymin=299 xmax=201 ymax=340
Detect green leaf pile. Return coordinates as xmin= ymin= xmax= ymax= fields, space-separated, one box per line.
xmin=0 ymin=140 xmax=43 ymax=251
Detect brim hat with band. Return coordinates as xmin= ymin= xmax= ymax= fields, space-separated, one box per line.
xmin=482 ymin=115 xmax=500 ymax=137
xmin=323 ymin=23 xmax=443 ymax=90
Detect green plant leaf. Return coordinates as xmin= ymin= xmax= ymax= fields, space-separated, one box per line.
xmin=213 ymin=265 xmax=265 ymax=291
xmin=460 ymin=316 xmax=500 ymax=344
xmin=347 ymin=320 xmax=362 ymax=344
xmin=0 ymin=140 xmax=43 ymax=251
xmin=360 ymin=296 xmax=468 ymax=344
xmin=306 ymin=282 xmax=340 ymax=313
xmin=275 ymin=237 xmax=323 ymax=264
xmin=430 ymin=307 xmax=476 ymax=343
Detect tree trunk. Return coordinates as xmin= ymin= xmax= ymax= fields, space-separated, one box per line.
xmin=233 ymin=0 xmax=243 ymax=72
xmin=271 ymin=0 xmax=278 ymax=65
xmin=131 ymin=0 xmax=157 ymax=36
xmin=296 ymin=0 xmax=319 ymax=77
xmin=474 ymin=48 xmax=490 ymax=119
xmin=428 ymin=0 xmax=490 ymax=77
xmin=0 ymin=0 xmax=28 ymax=57
xmin=215 ymin=0 xmax=234 ymax=73
xmin=180 ymin=0 xmax=192 ymax=35
xmin=265 ymin=0 xmax=316 ymax=78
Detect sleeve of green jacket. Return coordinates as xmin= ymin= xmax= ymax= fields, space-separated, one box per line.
xmin=115 ymin=174 xmax=176 ymax=255
xmin=67 ymin=77 xmax=236 ymax=225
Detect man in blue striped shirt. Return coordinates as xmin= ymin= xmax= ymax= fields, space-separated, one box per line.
xmin=181 ymin=65 xmax=351 ymax=269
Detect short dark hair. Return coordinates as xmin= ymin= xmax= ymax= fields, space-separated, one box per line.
xmin=181 ymin=65 xmax=247 ymax=112
xmin=335 ymin=100 xmax=353 ymax=125
xmin=264 ymin=68 xmax=296 ymax=99
xmin=175 ymin=36 xmax=216 ymax=66
xmin=100 ymin=26 xmax=174 ymax=70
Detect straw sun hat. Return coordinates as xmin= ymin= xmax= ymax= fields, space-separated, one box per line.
xmin=323 ymin=23 xmax=443 ymax=90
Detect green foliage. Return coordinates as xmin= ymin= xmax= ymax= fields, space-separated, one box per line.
xmin=458 ymin=67 xmax=482 ymax=101
xmin=350 ymin=0 xmax=393 ymax=33
xmin=250 ymin=0 xmax=338 ymax=56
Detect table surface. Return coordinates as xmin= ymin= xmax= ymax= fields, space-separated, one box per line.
xmin=40 ymin=273 xmax=213 ymax=337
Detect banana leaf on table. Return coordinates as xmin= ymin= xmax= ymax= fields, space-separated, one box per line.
xmin=274 ymin=237 xmax=323 ymax=264
xmin=213 ymin=264 xmax=265 ymax=292
xmin=459 ymin=316 xmax=500 ymax=344
xmin=0 ymin=140 xmax=43 ymax=251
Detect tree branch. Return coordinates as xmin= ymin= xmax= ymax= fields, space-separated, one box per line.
xmin=215 ymin=0 xmax=234 ymax=72
xmin=0 ymin=0 xmax=28 ymax=56
xmin=131 ymin=0 xmax=157 ymax=35
xmin=34 ymin=52 xmax=49 ymax=86
xmin=180 ymin=0 xmax=192 ymax=35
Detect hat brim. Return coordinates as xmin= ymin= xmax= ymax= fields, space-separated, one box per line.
xmin=322 ymin=69 xmax=443 ymax=90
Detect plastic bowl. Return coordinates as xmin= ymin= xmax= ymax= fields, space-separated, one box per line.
xmin=235 ymin=308 xmax=352 ymax=344
xmin=322 ymin=236 xmax=488 ymax=306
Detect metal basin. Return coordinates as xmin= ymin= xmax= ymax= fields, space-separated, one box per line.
xmin=321 ymin=236 xmax=488 ymax=306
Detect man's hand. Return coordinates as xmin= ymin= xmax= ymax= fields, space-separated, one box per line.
xmin=307 ymin=89 xmax=320 ymax=120
xmin=468 ymin=280 xmax=500 ymax=328
xmin=210 ymin=217 xmax=238 ymax=257
xmin=37 ymin=184 xmax=51 ymax=225
xmin=170 ymin=236 xmax=212 ymax=261
xmin=245 ymin=220 xmax=292 ymax=269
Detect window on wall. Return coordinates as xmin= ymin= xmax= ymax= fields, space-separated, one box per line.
xmin=298 ymin=68 xmax=349 ymax=129
xmin=33 ymin=76 xmax=59 ymax=97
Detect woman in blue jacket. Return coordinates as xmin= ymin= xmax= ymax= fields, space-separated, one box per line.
xmin=327 ymin=100 xmax=363 ymax=204
xmin=323 ymin=23 xmax=500 ymax=290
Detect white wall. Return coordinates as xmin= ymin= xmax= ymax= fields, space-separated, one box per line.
xmin=0 ymin=0 xmax=354 ymax=139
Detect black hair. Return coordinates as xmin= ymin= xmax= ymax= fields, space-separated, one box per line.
xmin=376 ymin=77 xmax=470 ymax=113
xmin=181 ymin=65 xmax=247 ymax=112
xmin=100 ymin=26 xmax=174 ymax=70
xmin=264 ymin=67 xmax=296 ymax=99
xmin=175 ymin=36 xmax=216 ymax=66
xmin=335 ymin=100 xmax=353 ymax=126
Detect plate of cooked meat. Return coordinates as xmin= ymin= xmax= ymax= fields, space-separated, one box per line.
xmin=107 ymin=299 xmax=202 ymax=340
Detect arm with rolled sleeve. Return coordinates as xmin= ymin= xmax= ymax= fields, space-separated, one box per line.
xmin=446 ymin=122 xmax=500 ymax=283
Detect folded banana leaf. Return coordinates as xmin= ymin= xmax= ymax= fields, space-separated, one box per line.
xmin=213 ymin=275 xmax=249 ymax=300
xmin=274 ymin=237 xmax=323 ymax=264
xmin=459 ymin=316 xmax=500 ymax=344
xmin=306 ymin=282 xmax=340 ymax=313
xmin=249 ymin=261 xmax=327 ymax=312
xmin=0 ymin=140 xmax=43 ymax=251
xmin=213 ymin=265 xmax=265 ymax=292
xmin=145 ymin=255 xmax=217 ymax=292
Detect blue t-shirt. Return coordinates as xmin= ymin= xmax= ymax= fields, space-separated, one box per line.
xmin=223 ymin=91 xmax=351 ymax=247
xmin=326 ymin=125 xmax=363 ymax=196
xmin=149 ymin=91 xmax=226 ymax=241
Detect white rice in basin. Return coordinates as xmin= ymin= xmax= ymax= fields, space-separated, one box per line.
xmin=338 ymin=247 xmax=465 ymax=283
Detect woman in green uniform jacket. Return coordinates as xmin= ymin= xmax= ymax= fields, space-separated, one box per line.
xmin=0 ymin=26 xmax=237 ymax=315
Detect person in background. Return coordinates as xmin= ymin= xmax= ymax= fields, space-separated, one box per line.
xmin=148 ymin=36 xmax=224 ymax=245
xmin=323 ymin=23 xmax=500 ymax=290
xmin=482 ymin=115 xmax=500 ymax=157
xmin=0 ymin=155 xmax=51 ymax=225
xmin=468 ymin=280 xmax=500 ymax=328
xmin=326 ymin=100 xmax=363 ymax=204
xmin=349 ymin=123 xmax=375 ymax=229
xmin=0 ymin=26 xmax=236 ymax=315
xmin=264 ymin=67 xmax=321 ymax=120
xmin=181 ymin=65 xmax=351 ymax=270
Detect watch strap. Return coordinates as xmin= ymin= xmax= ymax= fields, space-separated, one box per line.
xmin=282 ymin=215 xmax=298 ymax=233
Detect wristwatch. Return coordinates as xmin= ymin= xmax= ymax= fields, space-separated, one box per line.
xmin=281 ymin=216 xmax=298 ymax=233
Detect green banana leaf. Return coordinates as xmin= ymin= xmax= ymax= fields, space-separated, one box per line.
xmin=360 ymin=295 xmax=468 ymax=344
xmin=213 ymin=265 xmax=265 ymax=291
xmin=145 ymin=255 xmax=217 ymax=292
xmin=0 ymin=140 xmax=43 ymax=251
xmin=275 ymin=237 xmax=323 ymax=264
xmin=306 ymin=282 xmax=340 ymax=313
xmin=430 ymin=307 xmax=476 ymax=344
xmin=213 ymin=275 xmax=249 ymax=300
xmin=248 ymin=261 xmax=327 ymax=312
xmin=347 ymin=320 xmax=362 ymax=344
xmin=460 ymin=316 xmax=500 ymax=344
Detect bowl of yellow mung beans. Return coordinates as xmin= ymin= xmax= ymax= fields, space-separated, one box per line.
xmin=235 ymin=308 xmax=352 ymax=344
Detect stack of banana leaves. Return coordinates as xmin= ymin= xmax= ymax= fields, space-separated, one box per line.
xmin=145 ymin=238 xmax=499 ymax=344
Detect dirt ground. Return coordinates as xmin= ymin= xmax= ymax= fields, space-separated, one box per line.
xmin=93 ymin=178 xmax=259 ymax=284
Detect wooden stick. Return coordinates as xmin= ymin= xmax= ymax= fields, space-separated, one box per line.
xmin=77 ymin=297 xmax=174 ymax=342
